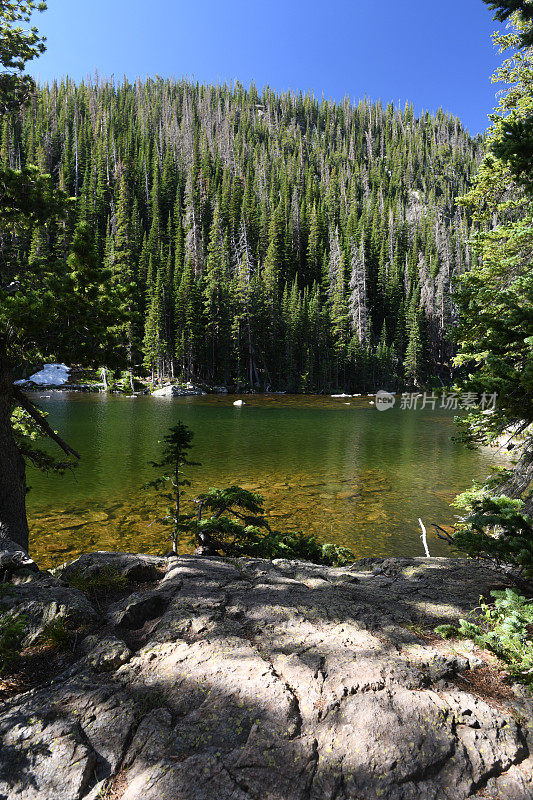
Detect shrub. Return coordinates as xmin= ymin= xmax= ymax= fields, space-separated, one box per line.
xmin=436 ymin=589 xmax=533 ymax=687
xmin=452 ymin=489 xmax=533 ymax=580
xmin=217 ymin=527 xmax=354 ymax=566
xmin=145 ymin=424 xmax=355 ymax=566
xmin=189 ymin=486 xmax=355 ymax=566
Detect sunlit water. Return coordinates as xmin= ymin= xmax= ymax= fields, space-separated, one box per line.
xmin=25 ymin=392 xmax=503 ymax=567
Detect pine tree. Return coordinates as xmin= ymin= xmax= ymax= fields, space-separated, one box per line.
xmin=175 ymin=258 xmax=204 ymax=381
xmin=147 ymin=421 xmax=198 ymax=554
xmin=0 ymin=52 xmax=485 ymax=404
xmin=143 ymin=267 xmax=167 ymax=382
xmin=204 ymin=202 xmax=230 ymax=381
xmin=112 ymin=168 xmax=139 ymax=385
xmin=348 ymin=237 xmax=368 ymax=343
xmin=404 ymin=308 xmax=426 ymax=388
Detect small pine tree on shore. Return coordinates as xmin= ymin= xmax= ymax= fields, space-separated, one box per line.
xmin=146 ymin=421 xmax=199 ymax=554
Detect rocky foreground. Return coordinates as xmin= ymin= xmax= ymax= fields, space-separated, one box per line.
xmin=0 ymin=552 xmax=532 ymax=800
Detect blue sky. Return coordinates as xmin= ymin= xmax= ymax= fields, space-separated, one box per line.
xmin=29 ymin=0 xmax=503 ymax=135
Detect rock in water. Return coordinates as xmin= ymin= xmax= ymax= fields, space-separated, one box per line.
xmin=151 ymin=383 xmax=206 ymax=397
xmin=0 ymin=554 xmax=531 ymax=800
xmin=0 ymin=537 xmax=39 ymax=579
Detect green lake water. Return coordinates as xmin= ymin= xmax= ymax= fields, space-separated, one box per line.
xmin=25 ymin=392 xmax=502 ymax=567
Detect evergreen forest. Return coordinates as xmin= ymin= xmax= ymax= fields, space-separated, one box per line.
xmin=2 ymin=79 xmax=484 ymax=391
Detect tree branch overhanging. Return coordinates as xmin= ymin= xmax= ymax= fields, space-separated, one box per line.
xmin=13 ymin=386 xmax=81 ymax=460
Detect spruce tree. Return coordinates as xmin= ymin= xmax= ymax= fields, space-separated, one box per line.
xmin=0 ymin=1 xmax=125 ymax=551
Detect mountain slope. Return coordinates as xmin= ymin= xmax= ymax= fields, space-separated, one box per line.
xmin=3 ymin=79 xmax=483 ymax=390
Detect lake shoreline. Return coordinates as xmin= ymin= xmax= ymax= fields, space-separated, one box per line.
xmin=19 ymin=383 xmax=379 ymax=397
xmin=13 ymin=363 xmax=390 ymax=395
xmin=25 ymin=393 xmax=503 ymax=568
xmin=1 ymin=550 xmax=531 ymax=799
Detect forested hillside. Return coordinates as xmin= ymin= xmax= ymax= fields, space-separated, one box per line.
xmin=2 ymin=80 xmax=483 ymax=391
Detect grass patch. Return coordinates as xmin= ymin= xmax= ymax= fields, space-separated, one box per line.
xmin=35 ymin=617 xmax=75 ymax=649
xmin=67 ymin=566 xmax=128 ymax=599
xmin=132 ymin=687 xmax=169 ymax=718
xmin=0 ymin=613 xmax=28 ymax=673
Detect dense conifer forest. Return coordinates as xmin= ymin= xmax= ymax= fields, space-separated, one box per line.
xmin=2 ymin=79 xmax=484 ymax=391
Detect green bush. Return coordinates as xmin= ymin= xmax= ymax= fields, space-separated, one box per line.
xmin=221 ymin=527 xmax=354 ymax=566
xmin=452 ymin=489 xmax=533 ymax=579
xmin=436 ymin=589 xmax=533 ymax=687
xmin=188 ymin=486 xmax=355 ymax=566
xmin=145 ymin=423 xmax=355 ymax=566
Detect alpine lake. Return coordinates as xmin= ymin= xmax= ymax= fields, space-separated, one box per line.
xmin=26 ymin=392 xmax=505 ymax=568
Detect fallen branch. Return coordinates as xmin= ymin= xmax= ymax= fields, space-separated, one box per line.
xmin=432 ymin=523 xmax=455 ymax=544
xmin=418 ymin=518 xmax=430 ymax=558
xmin=13 ymin=387 xmax=81 ymax=460
xmin=496 ymin=420 xmax=530 ymax=454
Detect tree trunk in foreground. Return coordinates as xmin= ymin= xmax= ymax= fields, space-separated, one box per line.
xmin=0 ymin=340 xmax=29 ymax=552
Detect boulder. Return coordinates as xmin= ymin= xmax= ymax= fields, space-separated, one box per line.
xmin=151 ymin=383 xmax=206 ymax=397
xmin=0 ymin=554 xmax=531 ymax=799
xmin=0 ymin=537 xmax=39 ymax=580
xmin=84 ymin=634 xmax=132 ymax=672
xmin=0 ymin=570 xmax=98 ymax=646
xmin=56 ymin=551 xmax=168 ymax=585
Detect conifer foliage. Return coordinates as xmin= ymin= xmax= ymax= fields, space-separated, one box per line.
xmin=0 ymin=2 xmax=124 ymax=552
xmin=2 ymin=76 xmax=483 ymax=392
xmin=451 ymin=5 xmax=533 ymax=578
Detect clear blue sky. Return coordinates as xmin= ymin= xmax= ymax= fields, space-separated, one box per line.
xmin=29 ymin=0 xmax=504 ymax=135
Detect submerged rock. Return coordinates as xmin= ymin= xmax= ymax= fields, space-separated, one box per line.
xmin=0 ymin=553 xmax=531 ymax=799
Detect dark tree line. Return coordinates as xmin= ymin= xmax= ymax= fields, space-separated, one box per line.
xmin=2 ymin=78 xmax=483 ymax=391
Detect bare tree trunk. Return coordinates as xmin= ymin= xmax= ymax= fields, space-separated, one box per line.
xmin=0 ymin=340 xmax=29 ymax=552
xmin=173 ymin=463 xmax=179 ymax=554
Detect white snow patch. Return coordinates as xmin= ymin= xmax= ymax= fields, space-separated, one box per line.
xmin=15 ymin=363 xmax=70 ymax=386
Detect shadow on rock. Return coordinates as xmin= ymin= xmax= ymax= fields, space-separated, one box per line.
xmin=0 ymin=553 xmax=531 ymax=799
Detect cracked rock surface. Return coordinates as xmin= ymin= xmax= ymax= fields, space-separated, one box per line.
xmin=0 ymin=553 xmax=531 ymax=799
